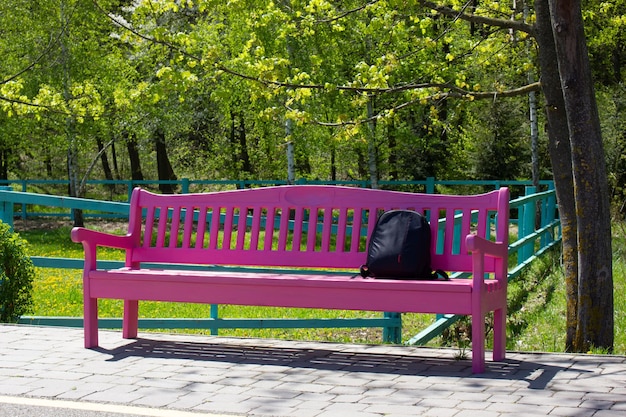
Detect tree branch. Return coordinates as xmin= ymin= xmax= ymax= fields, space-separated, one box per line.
xmin=1 ymin=32 xmax=63 ymax=86
xmin=0 ymin=95 xmax=66 ymax=114
xmin=315 ymin=0 xmax=381 ymax=23
xmin=308 ymin=82 xmax=542 ymax=127
xmin=418 ymin=0 xmax=535 ymax=36
xmin=80 ymin=138 xmax=116 ymax=194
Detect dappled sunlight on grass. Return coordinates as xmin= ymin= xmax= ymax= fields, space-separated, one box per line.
xmin=32 ymin=269 xmax=83 ymax=316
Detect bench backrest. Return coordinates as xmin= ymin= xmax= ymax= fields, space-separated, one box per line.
xmin=125 ymin=185 xmax=509 ymax=274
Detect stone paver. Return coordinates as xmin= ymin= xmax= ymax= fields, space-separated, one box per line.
xmin=1 ymin=324 xmax=626 ymax=417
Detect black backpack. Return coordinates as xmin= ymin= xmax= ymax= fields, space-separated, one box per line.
xmin=359 ymin=210 xmax=448 ymax=280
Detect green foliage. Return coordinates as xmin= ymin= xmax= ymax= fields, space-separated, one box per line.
xmin=0 ymin=0 xmax=619 ymax=187
xmin=584 ymin=0 xmax=626 ymax=85
xmin=2 ymin=2 xmax=528 ymax=181
xmin=463 ymin=99 xmax=533 ymax=180
xmin=598 ymin=85 xmax=626 ymax=213
xmin=0 ymin=222 xmax=36 ymax=322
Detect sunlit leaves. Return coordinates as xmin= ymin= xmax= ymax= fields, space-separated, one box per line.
xmin=583 ymin=0 xmax=626 ymax=85
xmin=122 ymin=0 xmax=535 ymax=131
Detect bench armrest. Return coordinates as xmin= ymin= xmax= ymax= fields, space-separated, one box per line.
xmin=71 ymin=227 xmax=135 ymax=249
xmin=466 ymin=234 xmax=508 ymax=287
xmin=465 ymin=234 xmax=508 ymax=259
xmin=71 ymin=227 xmax=136 ymax=271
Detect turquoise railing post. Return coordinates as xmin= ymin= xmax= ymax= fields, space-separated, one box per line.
xmin=518 ymin=186 xmax=537 ymax=264
xmin=210 ymin=304 xmax=219 ymax=335
xmin=0 ymin=186 xmax=14 ymax=229
xmin=541 ymin=183 xmax=556 ymax=247
xmin=382 ymin=312 xmax=402 ymax=343
xmin=181 ymin=178 xmax=190 ymax=194
xmin=426 ymin=177 xmax=435 ymax=194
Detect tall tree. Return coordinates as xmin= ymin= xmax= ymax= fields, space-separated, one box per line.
xmin=546 ymin=0 xmax=613 ymax=351
xmin=533 ymin=0 xmax=580 ymax=350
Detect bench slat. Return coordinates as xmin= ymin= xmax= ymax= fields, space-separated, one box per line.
xmin=169 ymin=205 xmax=181 ymax=248
xmin=182 ymin=205 xmax=194 ymax=248
xmin=460 ymin=208 xmax=472 ymax=255
xmin=156 ymin=206 xmax=168 ymax=247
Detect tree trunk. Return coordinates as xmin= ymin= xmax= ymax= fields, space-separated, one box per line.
xmin=388 ymin=120 xmax=398 ymax=181
xmin=125 ymin=131 xmax=143 ymax=181
xmin=154 ymin=129 xmax=177 ymax=194
xmin=284 ymin=116 xmax=295 ymax=185
xmin=367 ymin=98 xmax=379 ymax=189
xmin=330 ymin=141 xmax=337 ymax=181
xmin=60 ymin=0 xmax=83 ymax=227
xmin=67 ymin=138 xmax=84 ymax=227
xmin=0 ymin=149 xmax=8 ymax=180
xmin=236 ymin=113 xmax=252 ymax=178
xmin=111 ymin=140 xmax=120 ymax=179
xmin=548 ymin=0 xmax=613 ymax=351
xmin=534 ymin=0 xmax=579 ymax=351
xmin=97 ymin=137 xmax=115 ymax=194
xmin=230 ymin=111 xmax=254 ymax=186
xmin=523 ymin=2 xmax=540 ymax=190
xmin=96 ymin=137 xmax=113 ymax=181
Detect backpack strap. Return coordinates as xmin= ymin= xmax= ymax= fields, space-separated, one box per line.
xmin=432 ymin=269 xmax=450 ymax=280
xmin=359 ymin=264 xmax=371 ymax=278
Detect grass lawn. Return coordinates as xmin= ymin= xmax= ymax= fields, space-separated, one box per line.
xmin=14 ymin=217 xmax=626 ymax=353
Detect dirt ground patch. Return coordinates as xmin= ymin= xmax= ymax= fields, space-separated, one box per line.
xmin=12 ymin=218 xmax=128 ymax=233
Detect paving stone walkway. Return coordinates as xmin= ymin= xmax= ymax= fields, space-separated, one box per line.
xmin=0 ymin=324 xmax=625 ymax=416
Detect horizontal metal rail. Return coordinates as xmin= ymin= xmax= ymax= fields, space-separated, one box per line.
xmin=1 ymin=177 xmax=555 ymax=221
xmin=19 ymin=316 xmax=402 ymax=331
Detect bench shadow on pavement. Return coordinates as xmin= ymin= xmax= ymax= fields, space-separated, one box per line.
xmin=95 ymin=337 xmax=590 ymax=390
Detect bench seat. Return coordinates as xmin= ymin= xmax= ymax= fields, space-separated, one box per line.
xmin=88 ymin=268 xmax=503 ymax=310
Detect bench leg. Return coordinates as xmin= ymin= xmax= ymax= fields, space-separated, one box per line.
xmin=123 ymin=300 xmax=139 ymax=339
xmin=471 ymin=312 xmax=486 ymax=374
xmin=492 ymin=306 xmax=507 ymax=362
xmin=84 ymin=296 xmax=99 ymax=348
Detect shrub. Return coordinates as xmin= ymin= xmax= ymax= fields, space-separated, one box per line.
xmin=0 ymin=221 xmax=36 ymax=322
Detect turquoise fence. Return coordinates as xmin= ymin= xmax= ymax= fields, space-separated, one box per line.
xmin=0 ymin=180 xmax=561 ymax=345
xmin=0 ymin=177 xmax=555 ymax=220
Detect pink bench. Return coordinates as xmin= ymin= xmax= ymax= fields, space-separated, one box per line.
xmin=71 ymin=185 xmax=510 ymax=373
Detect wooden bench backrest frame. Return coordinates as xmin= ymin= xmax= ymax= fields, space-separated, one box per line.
xmin=125 ymin=185 xmax=509 ymax=277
